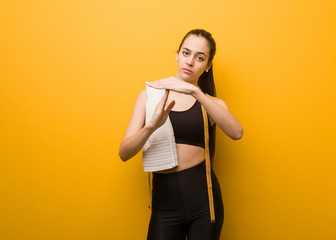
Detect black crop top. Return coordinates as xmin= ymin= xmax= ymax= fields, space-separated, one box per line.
xmin=169 ymin=100 xmax=206 ymax=148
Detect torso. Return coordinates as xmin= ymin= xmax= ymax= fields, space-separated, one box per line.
xmin=155 ymin=92 xmax=205 ymax=173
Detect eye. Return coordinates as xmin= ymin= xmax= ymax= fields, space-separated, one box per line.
xmin=183 ymin=51 xmax=189 ymax=56
xmin=197 ymin=56 xmax=205 ymax=61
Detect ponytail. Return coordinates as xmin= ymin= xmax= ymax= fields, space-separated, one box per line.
xmin=198 ymin=66 xmax=216 ymax=161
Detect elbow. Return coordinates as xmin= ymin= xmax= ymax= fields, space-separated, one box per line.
xmin=119 ymin=154 xmax=127 ymax=162
xmin=232 ymin=127 xmax=244 ymax=140
xmin=118 ymin=147 xmax=129 ymax=162
xmin=119 ymin=152 xmax=128 ymax=162
xmin=119 ymin=153 xmax=129 ymax=162
xmin=119 ymin=140 xmax=132 ymax=162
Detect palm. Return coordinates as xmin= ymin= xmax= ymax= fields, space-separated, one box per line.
xmin=146 ymin=77 xmax=196 ymax=95
xmin=149 ymin=90 xmax=175 ymax=130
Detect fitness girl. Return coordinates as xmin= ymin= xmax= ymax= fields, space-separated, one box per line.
xmin=119 ymin=29 xmax=243 ymax=240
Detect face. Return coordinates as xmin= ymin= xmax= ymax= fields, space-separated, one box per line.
xmin=176 ymin=34 xmax=212 ymax=84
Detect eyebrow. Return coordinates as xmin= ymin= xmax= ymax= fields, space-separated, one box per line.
xmin=183 ymin=48 xmax=207 ymax=57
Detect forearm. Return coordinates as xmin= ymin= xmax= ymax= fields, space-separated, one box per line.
xmin=192 ymin=88 xmax=243 ymax=140
xmin=119 ymin=124 xmax=156 ymax=161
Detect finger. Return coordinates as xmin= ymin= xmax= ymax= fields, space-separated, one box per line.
xmin=157 ymin=89 xmax=170 ymax=109
xmin=165 ymin=100 xmax=175 ymax=113
xmin=146 ymin=81 xmax=164 ymax=89
xmin=146 ymin=79 xmax=171 ymax=90
xmin=145 ymin=81 xmax=153 ymax=87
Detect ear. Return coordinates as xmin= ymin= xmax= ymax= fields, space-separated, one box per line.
xmin=175 ymin=52 xmax=179 ymax=61
xmin=205 ymin=62 xmax=212 ymax=72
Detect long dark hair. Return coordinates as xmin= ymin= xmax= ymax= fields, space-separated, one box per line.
xmin=177 ymin=29 xmax=217 ymax=160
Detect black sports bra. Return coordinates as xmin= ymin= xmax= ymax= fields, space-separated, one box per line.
xmin=169 ymin=100 xmax=205 ymax=148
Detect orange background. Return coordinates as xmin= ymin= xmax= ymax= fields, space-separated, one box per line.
xmin=1 ymin=0 xmax=335 ymax=239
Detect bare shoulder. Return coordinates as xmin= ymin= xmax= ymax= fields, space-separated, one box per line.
xmin=137 ymin=89 xmax=147 ymax=101
xmin=205 ymin=94 xmax=229 ymax=110
xmin=132 ymin=89 xmax=147 ymax=109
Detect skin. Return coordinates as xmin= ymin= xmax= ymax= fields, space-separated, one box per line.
xmin=119 ymin=34 xmax=243 ymax=172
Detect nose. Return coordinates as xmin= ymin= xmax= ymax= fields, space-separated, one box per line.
xmin=186 ymin=56 xmax=194 ymax=66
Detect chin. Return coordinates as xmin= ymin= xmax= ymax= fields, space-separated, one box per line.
xmin=179 ymin=73 xmax=198 ymax=83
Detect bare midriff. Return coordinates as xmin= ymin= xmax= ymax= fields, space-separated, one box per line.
xmin=155 ymin=144 xmax=205 ymax=173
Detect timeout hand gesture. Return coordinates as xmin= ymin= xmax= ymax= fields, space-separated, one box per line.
xmin=147 ymin=90 xmax=175 ymax=130
xmin=146 ymin=77 xmax=198 ymax=95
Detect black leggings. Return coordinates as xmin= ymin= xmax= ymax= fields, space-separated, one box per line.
xmin=147 ymin=161 xmax=224 ymax=240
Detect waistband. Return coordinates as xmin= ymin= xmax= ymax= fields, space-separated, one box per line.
xmin=153 ymin=160 xmax=206 ymax=176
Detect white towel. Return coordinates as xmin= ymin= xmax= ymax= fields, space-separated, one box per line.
xmin=142 ymin=85 xmax=178 ymax=172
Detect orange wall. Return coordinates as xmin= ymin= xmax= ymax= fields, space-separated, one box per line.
xmin=1 ymin=1 xmax=335 ymax=239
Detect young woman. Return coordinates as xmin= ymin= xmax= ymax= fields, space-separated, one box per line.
xmin=119 ymin=29 xmax=243 ymax=240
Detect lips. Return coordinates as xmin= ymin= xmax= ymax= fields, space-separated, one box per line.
xmin=182 ymin=68 xmax=192 ymax=74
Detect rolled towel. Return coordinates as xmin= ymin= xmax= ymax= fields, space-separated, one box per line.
xmin=142 ymin=85 xmax=178 ymax=172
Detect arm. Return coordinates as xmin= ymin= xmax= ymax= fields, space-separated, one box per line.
xmin=146 ymin=78 xmax=243 ymax=140
xmin=118 ymin=89 xmax=175 ymax=161
xmin=192 ymin=88 xmax=243 ymax=140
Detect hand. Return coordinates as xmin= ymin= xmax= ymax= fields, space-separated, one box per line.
xmin=147 ymin=90 xmax=175 ymax=130
xmin=146 ymin=77 xmax=198 ymax=95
